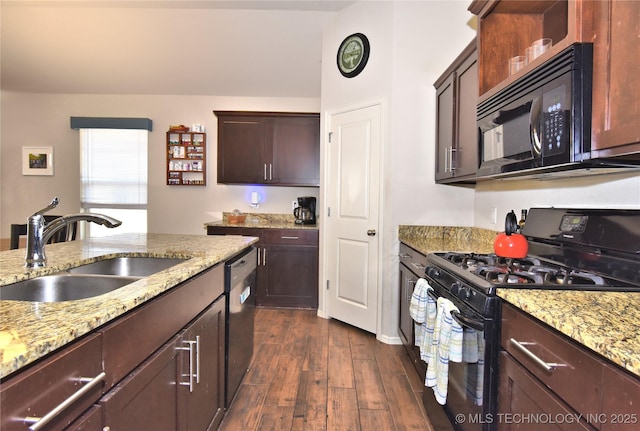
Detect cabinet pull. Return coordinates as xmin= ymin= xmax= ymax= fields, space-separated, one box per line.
xmin=269 ymin=163 xmax=273 ymax=180
xmin=257 ymin=248 xmax=261 ymax=266
xmin=449 ymin=147 xmax=457 ymax=171
xmin=23 ymin=371 xmax=106 ymax=431
xmin=280 ymin=236 xmax=299 ymax=240
xmin=177 ymin=340 xmax=197 ymax=392
xmin=399 ymin=252 xmax=411 ymax=259
xmin=411 ymin=262 xmax=426 ymax=271
xmin=195 ymin=335 xmax=201 ymax=384
xmin=264 ymin=163 xmax=267 ymax=181
xmin=509 ymin=338 xmax=567 ymax=373
xmin=263 ymin=247 xmax=267 ymax=265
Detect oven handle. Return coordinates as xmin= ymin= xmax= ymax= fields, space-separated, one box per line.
xmin=426 ymin=289 xmax=485 ymax=331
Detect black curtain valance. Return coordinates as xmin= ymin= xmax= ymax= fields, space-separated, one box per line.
xmin=70 ymin=117 xmax=153 ymax=131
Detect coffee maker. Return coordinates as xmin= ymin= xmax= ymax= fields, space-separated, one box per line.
xmin=294 ymin=196 xmax=316 ymax=225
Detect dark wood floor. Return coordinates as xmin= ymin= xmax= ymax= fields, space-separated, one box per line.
xmin=219 ymin=308 xmax=434 ymax=431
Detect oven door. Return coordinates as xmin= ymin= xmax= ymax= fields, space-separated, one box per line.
xmin=423 ymin=282 xmax=498 ymax=431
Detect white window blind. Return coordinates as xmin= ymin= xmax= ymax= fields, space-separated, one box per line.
xmin=80 ymin=129 xmax=148 ymax=209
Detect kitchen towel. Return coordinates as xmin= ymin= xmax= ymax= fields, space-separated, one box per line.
xmin=409 ymin=278 xmax=437 ymax=361
xmin=425 ymin=296 xmax=463 ymax=405
xmin=463 ymin=329 xmax=485 ymax=406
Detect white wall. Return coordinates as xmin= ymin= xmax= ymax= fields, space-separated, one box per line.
xmin=320 ymin=0 xmax=476 ymax=341
xmin=475 ymin=173 xmax=640 ymax=229
xmin=0 ymin=92 xmax=320 ymax=236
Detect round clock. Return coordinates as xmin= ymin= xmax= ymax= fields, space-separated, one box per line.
xmin=337 ymin=33 xmax=370 ymax=78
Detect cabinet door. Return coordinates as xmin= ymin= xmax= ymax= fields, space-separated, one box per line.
xmin=100 ymin=339 xmax=179 ymax=431
xmin=498 ymin=351 xmax=595 ymax=431
xmin=398 ymin=264 xmax=414 ymax=348
xmin=454 ymin=49 xmax=478 ymax=179
xmin=591 ymin=0 xmax=640 ymax=155
xmin=435 ymin=72 xmax=455 ymax=181
xmin=271 ymin=115 xmax=320 ymax=186
xmin=217 ymin=114 xmax=272 ymax=184
xmin=177 ymin=297 xmax=226 ymax=431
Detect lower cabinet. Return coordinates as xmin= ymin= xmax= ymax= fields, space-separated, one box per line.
xmin=398 ymin=243 xmax=427 ymax=378
xmin=499 ymin=302 xmax=640 ymax=431
xmin=177 ymin=298 xmax=226 ymax=431
xmin=0 ymin=263 xmax=229 ymax=431
xmin=101 ymin=297 xmax=226 ymax=431
xmin=207 ymin=226 xmax=319 ymax=309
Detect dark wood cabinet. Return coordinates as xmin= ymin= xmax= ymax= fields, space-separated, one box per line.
xmin=0 ymin=263 xmax=229 ymax=431
xmin=101 ymin=338 xmax=180 ymax=430
xmin=499 ymin=302 xmax=640 ymax=431
xmin=434 ymin=39 xmax=478 ymax=184
xmin=498 ymin=351 xmax=595 ymax=431
xmin=0 ymin=334 xmax=104 ymax=431
xmin=100 ymin=265 xmax=226 ymax=431
xmin=590 ymin=0 xmax=640 ymax=157
xmin=398 ymin=243 xmax=427 ymax=377
xmin=177 ymin=297 xmax=226 ymax=431
xmin=214 ymin=111 xmax=320 ymax=187
xmin=207 ymin=226 xmax=319 ymax=309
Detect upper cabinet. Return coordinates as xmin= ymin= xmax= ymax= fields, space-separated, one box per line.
xmin=589 ymin=0 xmax=640 ymax=156
xmin=469 ymin=0 xmax=594 ymax=100
xmin=434 ymin=39 xmax=478 ymax=184
xmin=214 ymin=111 xmax=320 ymax=187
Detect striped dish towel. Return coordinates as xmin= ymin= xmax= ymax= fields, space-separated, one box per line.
xmin=425 ymin=297 xmax=463 ymax=405
xmin=409 ymin=278 xmax=437 ymax=360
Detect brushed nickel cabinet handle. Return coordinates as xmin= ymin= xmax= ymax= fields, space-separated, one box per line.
xmin=509 ymin=338 xmax=567 ymax=373
xmin=24 ymin=372 xmax=106 ymax=431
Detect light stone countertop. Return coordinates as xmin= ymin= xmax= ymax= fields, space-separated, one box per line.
xmin=0 ymin=233 xmax=257 ymax=379
xmin=205 ymin=212 xmax=319 ymax=230
xmin=399 ymin=225 xmax=640 ymax=378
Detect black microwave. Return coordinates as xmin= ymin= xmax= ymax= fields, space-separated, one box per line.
xmin=477 ymin=43 xmax=594 ymax=179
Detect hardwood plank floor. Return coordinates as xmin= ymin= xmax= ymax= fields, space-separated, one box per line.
xmin=219 ymin=308 xmax=434 ymax=431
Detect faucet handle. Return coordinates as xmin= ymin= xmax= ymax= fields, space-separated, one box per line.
xmin=32 ymin=197 xmax=60 ymax=217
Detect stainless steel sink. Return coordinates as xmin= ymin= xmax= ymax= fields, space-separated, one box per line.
xmin=67 ymin=257 xmax=187 ymax=277
xmin=0 ymin=274 xmax=140 ymax=302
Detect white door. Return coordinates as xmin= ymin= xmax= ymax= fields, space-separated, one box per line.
xmin=326 ymin=103 xmax=381 ymax=334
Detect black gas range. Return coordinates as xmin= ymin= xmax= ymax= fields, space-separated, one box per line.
xmin=421 ymin=208 xmax=640 ymax=431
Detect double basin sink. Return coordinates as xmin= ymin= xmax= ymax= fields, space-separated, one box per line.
xmin=0 ymin=257 xmax=187 ymax=302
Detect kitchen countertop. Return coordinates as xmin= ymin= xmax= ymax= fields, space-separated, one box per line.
xmin=0 ymin=233 xmax=258 ymax=380
xmin=205 ymin=212 xmax=319 ymax=230
xmin=399 ymin=225 xmax=640 ymax=378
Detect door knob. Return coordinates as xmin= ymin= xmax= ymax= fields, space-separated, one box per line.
xmin=367 ymin=229 xmax=376 ymax=236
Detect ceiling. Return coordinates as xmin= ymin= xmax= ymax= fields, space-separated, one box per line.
xmin=1 ymin=1 xmax=355 ymax=97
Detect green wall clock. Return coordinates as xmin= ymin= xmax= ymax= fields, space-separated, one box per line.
xmin=337 ymin=33 xmax=370 ymax=78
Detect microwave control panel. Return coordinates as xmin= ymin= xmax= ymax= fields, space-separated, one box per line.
xmin=541 ymin=84 xmax=569 ymax=156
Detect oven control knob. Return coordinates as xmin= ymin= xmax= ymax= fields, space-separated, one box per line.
xmin=426 ymin=267 xmax=440 ymax=279
xmin=451 ymin=282 xmax=462 ymax=296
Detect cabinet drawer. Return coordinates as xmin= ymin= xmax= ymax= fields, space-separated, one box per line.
xmin=262 ymin=229 xmax=318 ymax=245
xmin=0 ymin=334 xmax=104 ymax=431
xmin=501 ymin=303 xmax=603 ymax=417
xmin=399 ymin=243 xmax=427 ymax=277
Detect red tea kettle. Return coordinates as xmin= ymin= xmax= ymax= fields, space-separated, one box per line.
xmin=493 ymin=210 xmax=529 ymax=258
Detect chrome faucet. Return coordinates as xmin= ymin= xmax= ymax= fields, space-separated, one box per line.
xmin=25 ymin=197 xmax=122 ymax=268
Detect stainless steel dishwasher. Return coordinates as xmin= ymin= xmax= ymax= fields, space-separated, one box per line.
xmin=224 ymin=246 xmax=257 ymax=407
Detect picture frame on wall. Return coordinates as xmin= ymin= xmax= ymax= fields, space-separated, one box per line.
xmin=22 ymin=147 xmax=54 ymax=176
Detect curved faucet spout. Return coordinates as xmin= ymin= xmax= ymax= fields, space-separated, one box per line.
xmin=25 ymin=207 xmax=122 ymax=268
xmin=42 ymin=213 xmax=122 ymax=244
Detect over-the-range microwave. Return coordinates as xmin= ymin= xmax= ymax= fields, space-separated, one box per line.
xmin=476 ymin=43 xmax=639 ymax=180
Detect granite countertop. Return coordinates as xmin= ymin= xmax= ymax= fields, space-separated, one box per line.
xmin=0 ymin=233 xmax=257 ymax=379
xmin=205 ymin=212 xmax=319 ymax=231
xmin=399 ymin=225 xmax=640 ymax=378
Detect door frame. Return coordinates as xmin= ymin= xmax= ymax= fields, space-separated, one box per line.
xmin=318 ymin=99 xmax=385 ymax=338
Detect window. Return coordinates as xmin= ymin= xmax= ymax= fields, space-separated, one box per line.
xmin=80 ymin=128 xmax=148 ymax=237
